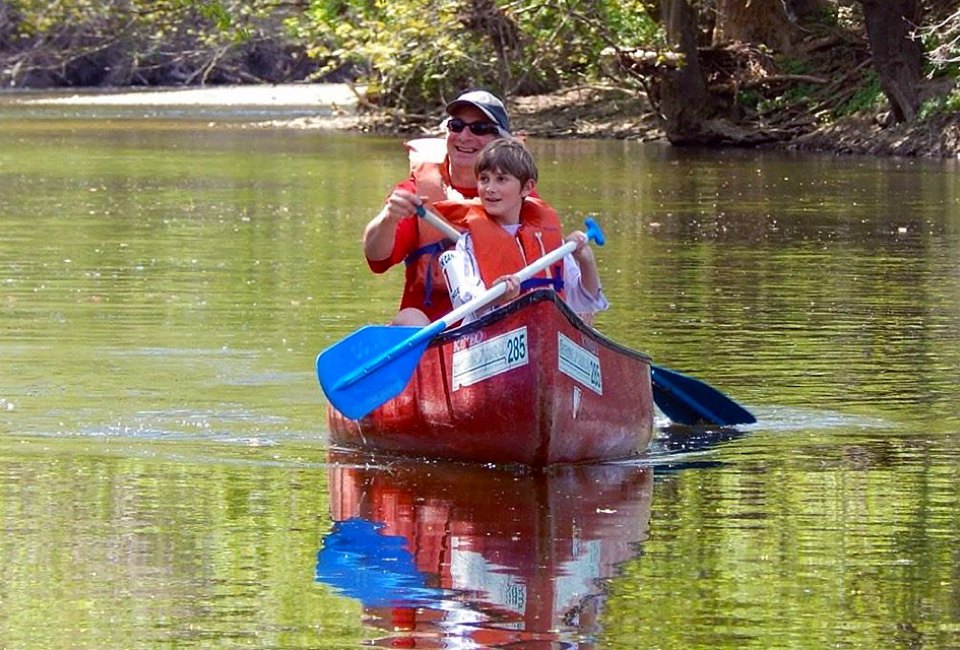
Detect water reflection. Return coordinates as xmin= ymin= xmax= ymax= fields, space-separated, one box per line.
xmin=316 ymin=451 xmax=653 ymax=647
xmin=654 ymin=423 xmax=748 ymax=454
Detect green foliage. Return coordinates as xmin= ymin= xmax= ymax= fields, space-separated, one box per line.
xmin=290 ymin=0 xmax=659 ymax=110
xmin=797 ymin=1 xmax=857 ymax=30
xmin=755 ymin=83 xmax=816 ymax=115
xmin=737 ymin=88 xmax=761 ymax=110
xmin=195 ymin=1 xmax=234 ymax=32
xmin=519 ymin=0 xmax=661 ymax=89
xmin=947 ymin=85 xmax=960 ymax=113
xmin=293 ymin=0 xmax=484 ymax=111
xmin=830 ymin=1 xmax=864 ymax=32
xmin=920 ymin=8 xmax=960 ymax=72
xmin=6 ymin=0 xmax=955 ymax=129
xmin=778 ymin=57 xmax=810 ymax=76
xmin=2 ymin=0 xmax=308 ymax=86
xmin=917 ymin=83 xmax=960 ymax=119
xmin=837 ymin=70 xmax=884 ymax=116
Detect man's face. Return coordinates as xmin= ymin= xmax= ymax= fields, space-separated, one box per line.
xmin=445 ymin=105 xmax=501 ymax=175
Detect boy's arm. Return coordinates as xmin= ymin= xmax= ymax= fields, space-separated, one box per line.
xmin=567 ymin=231 xmax=602 ymax=298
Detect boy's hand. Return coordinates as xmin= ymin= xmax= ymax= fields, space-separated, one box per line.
xmin=565 ymin=230 xmax=595 ymax=264
xmin=495 ymin=275 xmax=521 ymax=301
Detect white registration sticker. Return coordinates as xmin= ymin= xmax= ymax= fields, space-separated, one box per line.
xmin=452 ymin=326 xmax=529 ymax=390
xmin=558 ymin=333 xmax=602 ymax=395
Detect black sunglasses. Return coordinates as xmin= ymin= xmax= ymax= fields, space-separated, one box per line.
xmin=447 ymin=117 xmax=500 ymax=136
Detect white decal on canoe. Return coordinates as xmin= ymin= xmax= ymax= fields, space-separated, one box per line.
xmin=452 ymin=326 xmax=528 ymax=390
xmin=558 ymin=333 xmax=602 ymax=395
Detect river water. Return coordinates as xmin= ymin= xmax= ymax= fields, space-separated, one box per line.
xmin=1 ymin=94 xmax=959 ymax=649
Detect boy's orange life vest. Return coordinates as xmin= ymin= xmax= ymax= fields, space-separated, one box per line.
xmin=435 ymin=197 xmax=566 ymax=295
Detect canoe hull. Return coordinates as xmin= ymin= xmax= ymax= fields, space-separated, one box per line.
xmin=326 ymin=290 xmax=654 ymax=466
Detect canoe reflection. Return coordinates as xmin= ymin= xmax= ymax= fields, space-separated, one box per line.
xmin=316 ymin=451 xmax=653 ymax=647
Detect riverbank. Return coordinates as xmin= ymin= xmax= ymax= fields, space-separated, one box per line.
xmin=12 ymin=83 xmax=960 ymax=158
xmin=271 ymin=83 xmax=960 ymax=159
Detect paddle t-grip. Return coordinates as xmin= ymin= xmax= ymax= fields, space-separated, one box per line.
xmin=584 ymin=216 xmax=605 ymax=246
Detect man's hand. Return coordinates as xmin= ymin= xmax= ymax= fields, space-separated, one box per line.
xmin=364 ymin=190 xmax=423 ymax=261
xmin=382 ymin=189 xmax=422 ymax=225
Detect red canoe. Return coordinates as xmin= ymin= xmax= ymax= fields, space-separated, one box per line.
xmin=326 ymin=290 xmax=654 ymax=466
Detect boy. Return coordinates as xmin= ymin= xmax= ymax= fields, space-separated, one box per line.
xmin=439 ymin=138 xmax=608 ymax=325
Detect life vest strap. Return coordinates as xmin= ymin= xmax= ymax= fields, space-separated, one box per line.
xmin=520 ymin=269 xmax=564 ymax=294
xmin=404 ymin=240 xmax=454 ymax=307
xmin=404 ymin=240 xmax=448 ymax=266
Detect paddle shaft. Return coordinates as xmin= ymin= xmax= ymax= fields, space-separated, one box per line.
xmin=335 ymin=238 xmax=581 ymax=390
xmin=416 ymin=204 xmax=463 ymax=241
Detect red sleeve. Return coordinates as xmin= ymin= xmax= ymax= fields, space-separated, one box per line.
xmin=367 ymin=217 xmax=418 ymax=272
xmin=393 ymin=177 xmax=417 ymax=195
xmin=366 ymin=177 xmax=420 ymax=273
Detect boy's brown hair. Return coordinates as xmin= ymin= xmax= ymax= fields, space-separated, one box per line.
xmin=474 ymin=139 xmax=538 ymax=187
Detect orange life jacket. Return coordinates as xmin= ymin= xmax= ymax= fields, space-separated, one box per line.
xmin=402 ymin=138 xmax=470 ymax=314
xmin=461 ymin=197 xmax=566 ymax=295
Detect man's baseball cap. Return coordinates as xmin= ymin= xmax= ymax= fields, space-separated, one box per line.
xmin=445 ymin=90 xmax=510 ymax=133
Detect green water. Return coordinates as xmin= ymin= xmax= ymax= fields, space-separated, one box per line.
xmin=1 ymin=94 xmax=959 ymax=649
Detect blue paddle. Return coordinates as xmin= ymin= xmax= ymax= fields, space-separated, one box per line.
xmin=414 ymin=206 xmax=754 ymax=425
xmin=317 ymin=218 xmax=605 ymax=420
xmin=650 ymin=365 xmax=755 ymax=426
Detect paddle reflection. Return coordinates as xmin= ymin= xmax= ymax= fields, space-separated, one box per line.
xmin=316 ymin=451 xmax=653 ymax=648
xmin=649 ymin=424 xmax=750 ymax=474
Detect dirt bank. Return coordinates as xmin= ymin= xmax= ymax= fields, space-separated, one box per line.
xmin=295 ymin=84 xmax=960 ymax=160
xmin=787 ymin=112 xmax=960 ymax=158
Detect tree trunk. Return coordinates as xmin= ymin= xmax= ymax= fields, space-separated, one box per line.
xmin=714 ymin=0 xmax=798 ymax=53
xmin=860 ymin=0 xmax=923 ymax=123
xmin=787 ymin=0 xmax=825 ymax=20
xmin=659 ymin=0 xmax=712 ymax=143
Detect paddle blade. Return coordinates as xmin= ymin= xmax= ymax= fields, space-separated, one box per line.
xmin=317 ymin=325 xmax=431 ymax=420
xmin=651 ymin=365 xmax=756 ymax=426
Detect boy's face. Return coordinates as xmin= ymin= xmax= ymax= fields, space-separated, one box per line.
xmin=477 ymin=167 xmax=535 ymax=224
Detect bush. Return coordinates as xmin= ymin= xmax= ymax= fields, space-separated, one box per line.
xmin=1 ymin=0 xmax=315 ymax=87
xmin=291 ymin=0 xmax=659 ymax=110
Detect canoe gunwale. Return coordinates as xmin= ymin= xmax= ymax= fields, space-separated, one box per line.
xmin=437 ymin=289 xmax=652 ymax=364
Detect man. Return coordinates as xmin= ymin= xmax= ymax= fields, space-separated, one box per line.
xmin=362 ymin=90 xmax=513 ymax=326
